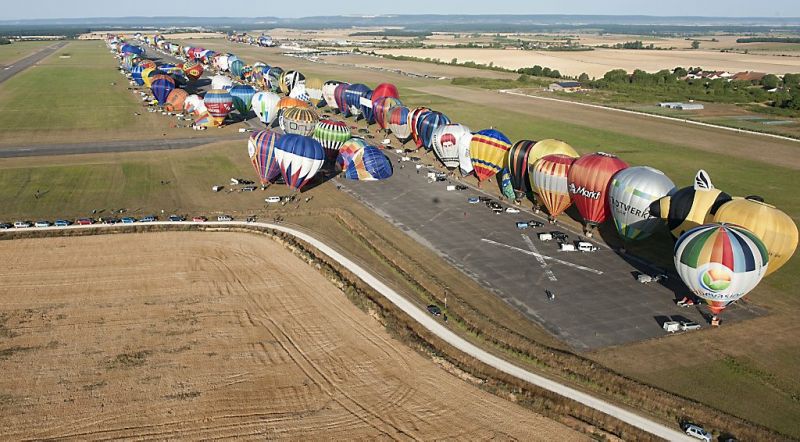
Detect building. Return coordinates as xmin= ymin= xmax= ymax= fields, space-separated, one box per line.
xmin=548 ymin=81 xmax=582 ymax=92
xmin=658 ymin=102 xmax=704 ymax=110
xmin=730 ymin=71 xmax=766 ymax=82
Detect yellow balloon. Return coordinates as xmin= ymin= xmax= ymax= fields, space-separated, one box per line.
xmin=529 ymin=139 xmax=579 ymax=163
xmin=713 ymin=197 xmax=798 ymax=275
xmin=141 ymin=67 xmax=155 ymax=88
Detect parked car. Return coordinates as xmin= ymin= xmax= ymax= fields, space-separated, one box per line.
xmin=426 ymin=305 xmax=442 ymax=317
xmin=505 ymin=207 xmax=520 ymax=214
xmin=192 ymin=216 xmax=208 ymax=222
xmin=559 ymin=242 xmax=576 ymax=252
xmin=76 ymin=218 xmax=93 ymax=225
xmin=478 ymin=196 xmax=491 ymax=202
xmin=516 ymin=221 xmax=531 ymax=229
xmin=489 ymin=202 xmax=502 ymax=210
xmin=102 ymin=218 xmax=118 ymax=225
xmin=265 ymin=196 xmax=281 ymax=203
xmin=54 ymin=219 xmax=71 ymax=227
xmin=241 ymin=186 xmax=257 ymax=192
xmin=467 ymin=197 xmax=480 ymax=204
xmin=139 ymin=215 xmax=156 ymax=222
xmin=527 ymin=220 xmax=544 ymax=228
xmin=0 ymin=223 xmax=12 ymax=229
xmin=14 ymin=221 xmax=31 ymax=228
xmin=676 ymin=297 xmax=697 ymax=307
xmin=34 ymin=220 xmax=50 ymax=228
xmin=120 ymin=217 xmax=136 ymax=224
xmin=217 ymin=215 xmax=233 ymax=221
xmin=168 ymin=215 xmax=185 ymax=222
xmin=550 ymin=231 xmax=569 ymax=241
xmin=680 ymin=321 xmax=702 ymax=331
xmin=576 ymin=241 xmax=598 ymax=252
xmin=455 ymin=185 xmax=468 ymax=190
xmin=663 ymin=321 xmax=681 ymax=333
xmin=538 ymin=232 xmax=553 ymax=241
xmin=683 ymin=424 xmax=712 ymax=442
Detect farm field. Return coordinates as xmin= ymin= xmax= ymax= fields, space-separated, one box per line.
xmin=0 ymin=232 xmax=581 ymax=440
xmin=373 ymin=47 xmax=800 ymax=77
xmin=0 ymin=40 xmax=56 ymax=65
xmin=0 ymin=41 xmax=231 ymax=147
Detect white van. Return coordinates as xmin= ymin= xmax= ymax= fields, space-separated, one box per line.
xmin=577 ymin=241 xmax=598 ymax=252
xmin=538 ymin=232 xmax=553 ymax=241
xmin=265 ymin=196 xmax=281 ymax=203
xmin=559 ymin=243 xmax=576 ymax=252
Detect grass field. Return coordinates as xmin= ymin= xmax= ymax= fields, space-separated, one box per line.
xmin=0 ymin=41 xmax=231 ymax=146
xmin=1 ymin=38 xmax=799 ymax=437
xmin=0 ymin=41 xmax=54 ymax=65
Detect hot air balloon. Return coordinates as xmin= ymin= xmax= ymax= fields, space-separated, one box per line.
xmin=650 ymin=170 xmax=732 ymax=240
xmin=274 ymin=134 xmax=325 ymax=191
xmin=608 ymin=166 xmax=676 ymax=241
xmin=314 ymin=119 xmax=351 ymax=160
xmin=215 ymin=54 xmax=230 ymax=72
xmin=712 ymin=196 xmax=798 ymax=275
xmin=417 ymin=111 xmax=451 ymax=150
xmin=431 ymin=123 xmax=471 ymax=169
xmin=387 ymin=106 xmax=412 ymax=143
xmin=130 ymin=64 xmax=145 ymax=85
xmin=342 ymin=146 xmax=393 ymax=181
xmin=372 ymin=83 xmax=399 ymax=101
xmin=674 ymin=223 xmax=769 ymax=318
xmin=266 ymin=66 xmax=284 ymax=93
xmin=373 ymin=96 xmax=402 ymax=132
xmin=183 ymin=94 xmax=206 ymax=115
xmin=305 ymin=77 xmax=324 ymax=106
xmin=277 ymin=97 xmax=310 ymax=111
xmin=120 ymin=44 xmax=144 ymax=56
xmin=229 ymin=84 xmax=257 ymax=116
xmin=281 ymin=70 xmax=306 ymax=96
xmin=289 ymin=82 xmax=310 ymax=102
xmin=194 ymin=111 xmax=213 ymax=128
xmin=203 ymin=89 xmax=233 ymax=127
xmin=141 ymin=67 xmax=156 ymax=88
xmin=567 ymin=152 xmax=628 ymax=234
xmin=150 ymin=74 xmax=175 ymax=105
xmin=360 ymin=90 xmax=375 ymax=124
xmin=248 ymin=130 xmax=282 ymax=186
xmin=251 ymin=91 xmax=281 ymax=126
xmin=500 ymin=168 xmax=516 ymax=200
xmin=182 ymin=61 xmax=203 ymax=81
xmin=507 ymin=140 xmax=536 ymax=196
xmin=279 ymin=107 xmax=319 ymax=136
xmin=333 ymin=82 xmax=351 ymax=116
xmin=337 ymin=138 xmax=369 ymax=171
xmin=469 ymin=129 xmax=512 ymax=182
xmin=322 ymin=80 xmax=342 ymax=110
xmin=210 ymin=74 xmax=233 ymax=91
xmin=229 ymin=58 xmax=245 ymax=79
xmin=531 ymin=154 xmax=575 ymax=221
xmin=409 ymin=107 xmax=432 ymax=148
xmin=138 ymin=60 xmax=156 ymax=70
xmin=164 ymin=88 xmax=188 ymax=113
xmin=344 ymin=84 xmax=371 ymax=117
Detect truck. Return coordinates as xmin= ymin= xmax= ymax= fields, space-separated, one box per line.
xmin=559 ymin=242 xmax=576 ymax=252
xmin=663 ymin=321 xmax=680 ymax=333
xmin=538 ymin=232 xmax=553 ymax=241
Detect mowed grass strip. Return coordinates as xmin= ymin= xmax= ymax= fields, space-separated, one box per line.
xmin=0 ymin=41 xmax=53 ymax=65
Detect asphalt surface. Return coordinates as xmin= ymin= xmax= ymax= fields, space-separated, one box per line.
xmin=0 ymin=221 xmax=694 ymax=441
xmin=0 ymin=41 xmax=68 ymax=84
xmin=335 ymin=148 xmax=763 ymax=351
xmin=0 ymin=135 xmax=245 ymax=158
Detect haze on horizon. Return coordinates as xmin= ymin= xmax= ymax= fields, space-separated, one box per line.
xmin=3 ymin=0 xmax=799 ymax=21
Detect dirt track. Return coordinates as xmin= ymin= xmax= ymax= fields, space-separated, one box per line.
xmin=414 ymin=85 xmax=800 ymax=170
xmin=0 ymin=232 xmax=583 ymax=440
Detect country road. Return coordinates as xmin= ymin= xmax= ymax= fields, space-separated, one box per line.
xmin=0 ymin=135 xmax=245 ymax=158
xmin=0 ymin=41 xmax=68 ymax=84
xmin=1 ymin=221 xmax=693 ymax=441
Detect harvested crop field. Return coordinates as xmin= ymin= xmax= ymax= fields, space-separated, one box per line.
xmin=0 ymin=231 xmax=582 ymax=440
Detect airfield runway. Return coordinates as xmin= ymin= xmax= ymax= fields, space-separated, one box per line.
xmin=0 ymin=41 xmax=68 ymax=84
xmin=335 ymin=150 xmax=762 ymax=351
xmin=0 ymin=135 xmax=245 ymax=158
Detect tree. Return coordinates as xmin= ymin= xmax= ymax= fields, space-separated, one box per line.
xmin=691 ymin=40 xmax=701 ymax=49
xmin=531 ymin=65 xmax=543 ymax=76
xmin=517 ymin=74 xmax=530 ymax=83
xmin=0 ymin=38 xmax=10 ymax=45
xmin=673 ymin=67 xmax=688 ymax=77
xmin=603 ymin=69 xmax=629 ymax=83
xmin=451 ymin=57 xmax=458 ymax=65
xmin=761 ymin=74 xmax=780 ymax=89
xmin=542 ymin=67 xmax=552 ymax=77
xmin=783 ymin=73 xmax=800 ymax=87
xmin=549 ymin=69 xmax=561 ymax=78
xmin=578 ymin=72 xmax=590 ymax=82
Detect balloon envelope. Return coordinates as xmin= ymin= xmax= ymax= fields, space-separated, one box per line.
xmin=343 ymin=146 xmax=393 ymax=181
xmin=387 ymin=106 xmax=412 ymax=142
xmin=164 ymin=88 xmax=188 ymax=112
xmin=204 ymin=89 xmax=234 ymax=126
xmin=609 ymin=166 xmax=676 ymax=241
xmin=279 ymin=107 xmax=319 ymax=137
xmin=182 ymin=61 xmax=204 ymax=81
xmin=531 ymin=154 xmax=575 ymax=220
xmin=248 ymin=130 xmax=283 ymax=185
xmin=650 ymin=170 xmax=732 ymax=240
xmin=210 ymin=75 xmax=233 ymax=91
xmin=373 ymin=96 xmax=402 ymax=131
xmin=567 ymin=152 xmax=628 ymax=227
xmin=150 ymin=75 xmax=175 ymax=105
xmin=417 ymin=111 xmax=451 ymax=150
xmin=526 ymin=139 xmax=579 ymax=191
xmin=251 ymin=91 xmax=281 ymax=126
xmin=344 ymin=84 xmax=371 ymax=117
xmin=274 ymin=134 xmax=325 ymax=191
xmin=674 ymin=223 xmax=769 ymax=315
xmin=322 ymin=80 xmax=342 ymax=110
xmin=712 ymin=197 xmax=798 ymax=275
xmin=372 ymin=83 xmax=399 ymax=101
xmin=305 ymin=77 xmax=324 ymax=106
xmin=314 ymin=119 xmax=351 ymax=160
xmin=229 ymin=84 xmax=257 ymax=115
xmin=507 ymin=140 xmax=537 ymax=194
xmin=334 ymin=82 xmax=351 ymax=116
xmin=469 ymin=129 xmax=512 ymax=182
xmin=432 ymin=123 xmax=471 ymax=169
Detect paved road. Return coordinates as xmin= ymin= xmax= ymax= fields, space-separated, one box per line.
xmin=335 ymin=149 xmax=762 ymax=351
xmin=0 ymin=135 xmax=245 ymax=158
xmin=0 ymin=221 xmax=694 ymax=441
xmin=0 ymin=41 xmax=68 ymax=84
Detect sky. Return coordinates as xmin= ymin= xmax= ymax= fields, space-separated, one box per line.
xmin=3 ymin=0 xmax=799 ymax=20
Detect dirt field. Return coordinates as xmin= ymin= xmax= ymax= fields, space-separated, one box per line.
xmin=0 ymin=231 xmax=582 ymax=440
xmin=374 ymin=47 xmax=800 ymax=77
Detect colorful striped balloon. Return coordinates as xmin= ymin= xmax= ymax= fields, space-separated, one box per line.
xmin=343 ymin=146 xmax=393 ymax=181
xmin=373 ymin=96 xmax=402 ymax=131
xmin=409 ymin=107 xmax=432 ymax=148
xmin=305 ymin=77 xmax=324 ymax=106
xmin=387 ymin=106 xmax=411 ymax=142
xmin=334 ymin=82 xmax=351 ymax=116
xmin=531 ymin=154 xmax=575 ymax=220
xmin=469 ymin=129 xmax=512 ymax=182
xmin=274 ymin=134 xmax=325 ymax=192
xmin=248 ymin=130 xmax=282 ymax=185
xmin=150 ymin=75 xmax=175 ymax=105
xmin=507 ymin=140 xmax=537 ymax=194
xmin=251 ymin=91 xmax=281 ymax=126
xmin=229 ymin=84 xmax=257 ymax=116
xmin=277 ymin=97 xmax=309 ymax=111
xmin=203 ymin=89 xmax=233 ymax=126
xmin=313 ymin=119 xmax=351 ymax=159
xmin=279 ymin=106 xmax=319 ymax=137
xmin=674 ymin=223 xmax=769 ymax=316
xmin=416 ymin=111 xmax=450 ymax=150
xmin=567 ymin=152 xmax=628 ymax=228
xmin=344 ymin=84 xmax=371 ymax=117
xmin=182 ymin=61 xmax=203 ymax=81
xmin=337 ymin=138 xmax=369 ymax=171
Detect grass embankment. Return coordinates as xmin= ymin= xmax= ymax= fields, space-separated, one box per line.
xmin=0 ymin=41 xmax=53 ymax=65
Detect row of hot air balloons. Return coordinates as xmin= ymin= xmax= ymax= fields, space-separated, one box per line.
xmin=113 ymin=34 xmax=797 ymax=321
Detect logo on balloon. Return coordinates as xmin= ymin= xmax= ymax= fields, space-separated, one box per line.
xmin=698 ymin=263 xmax=733 ymax=293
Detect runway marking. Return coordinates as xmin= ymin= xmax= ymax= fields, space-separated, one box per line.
xmin=521 ymin=234 xmax=558 ymax=282
xmin=481 ymin=238 xmax=603 ymax=275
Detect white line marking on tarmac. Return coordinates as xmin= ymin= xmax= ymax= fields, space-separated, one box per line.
xmin=521 ymin=234 xmax=557 ymax=282
xmin=481 ymin=238 xmax=603 ymax=275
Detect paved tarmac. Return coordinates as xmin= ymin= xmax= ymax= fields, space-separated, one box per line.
xmin=335 ymin=148 xmax=763 ymax=351
xmin=0 ymin=135 xmax=245 ymax=158
xmin=0 ymin=41 xmax=68 ymax=84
